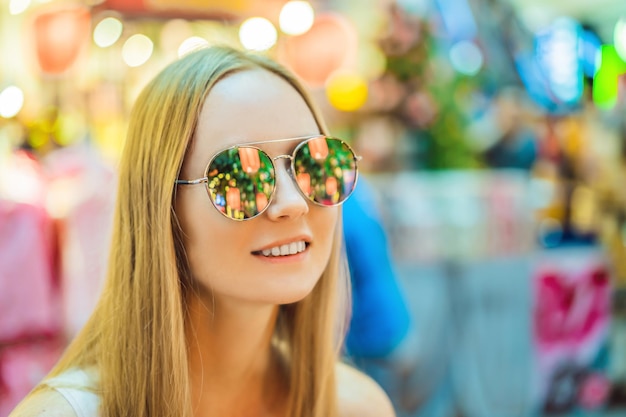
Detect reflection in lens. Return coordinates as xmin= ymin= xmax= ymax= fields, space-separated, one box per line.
xmin=207 ymin=147 xmax=275 ymax=219
xmin=308 ymin=136 xmax=329 ymax=160
xmin=296 ymin=172 xmax=311 ymax=195
xmin=294 ymin=137 xmax=357 ymax=205
xmin=239 ymin=147 xmax=261 ymax=173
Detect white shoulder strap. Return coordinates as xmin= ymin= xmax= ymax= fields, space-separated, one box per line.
xmin=45 ymin=369 xmax=100 ymax=417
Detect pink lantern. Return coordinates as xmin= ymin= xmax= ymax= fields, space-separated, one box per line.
xmin=32 ymin=6 xmax=91 ymax=74
xmin=278 ymin=13 xmax=357 ymax=87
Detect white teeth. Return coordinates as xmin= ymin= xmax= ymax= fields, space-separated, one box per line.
xmin=289 ymin=242 xmax=298 ymax=255
xmin=259 ymin=241 xmax=307 ymax=257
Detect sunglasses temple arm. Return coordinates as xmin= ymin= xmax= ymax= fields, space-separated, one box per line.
xmin=175 ymin=177 xmax=208 ymax=185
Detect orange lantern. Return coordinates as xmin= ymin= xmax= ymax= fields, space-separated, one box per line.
xmin=256 ymin=192 xmax=269 ymax=212
xmin=278 ymin=12 xmax=358 ymax=87
xmin=238 ymin=147 xmax=261 ymax=174
xmin=296 ymin=172 xmax=311 ymax=195
xmin=32 ymin=6 xmax=91 ymax=74
xmin=307 ymin=136 xmax=329 ymax=160
xmin=226 ymin=187 xmax=241 ymax=210
xmin=325 ymin=176 xmax=337 ymax=198
xmin=100 ymin=0 xmax=285 ymax=20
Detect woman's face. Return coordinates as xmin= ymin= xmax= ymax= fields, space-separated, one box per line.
xmin=175 ymin=69 xmax=338 ymax=308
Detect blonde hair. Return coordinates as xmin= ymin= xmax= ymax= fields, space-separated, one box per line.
xmin=41 ymin=46 xmax=351 ymax=417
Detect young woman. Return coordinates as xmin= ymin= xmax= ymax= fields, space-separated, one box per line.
xmin=10 ymin=46 xmax=395 ymax=417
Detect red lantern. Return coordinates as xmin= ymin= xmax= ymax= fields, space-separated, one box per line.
xmin=32 ymin=6 xmax=91 ymax=74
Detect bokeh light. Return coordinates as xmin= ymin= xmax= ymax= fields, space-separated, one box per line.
xmin=93 ymin=17 xmax=123 ymax=48
xmin=449 ymin=40 xmax=483 ymax=76
xmin=178 ymin=36 xmax=209 ymax=57
xmin=614 ymin=17 xmax=626 ymax=61
xmin=239 ymin=17 xmax=277 ymax=51
xmin=279 ymin=1 xmax=315 ymax=36
xmin=325 ymin=71 xmax=368 ymax=112
xmin=593 ymin=44 xmax=626 ymax=108
xmin=536 ymin=18 xmax=583 ymax=104
xmin=357 ymin=43 xmax=387 ymax=80
xmin=9 ymin=0 xmax=30 ymax=15
xmin=122 ymin=34 xmax=154 ymax=67
xmin=0 ymin=86 xmax=25 ymax=118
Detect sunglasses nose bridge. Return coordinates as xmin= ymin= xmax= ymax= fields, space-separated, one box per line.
xmin=272 ymin=154 xmax=293 ymax=163
xmin=271 ymin=154 xmax=295 ymax=179
xmin=271 ymin=153 xmax=298 ymax=187
xmin=264 ymin=154 xmax=310 ymax=220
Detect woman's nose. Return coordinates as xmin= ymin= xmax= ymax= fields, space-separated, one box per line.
xmin=265 ymin=160 xmax=309 ymax=221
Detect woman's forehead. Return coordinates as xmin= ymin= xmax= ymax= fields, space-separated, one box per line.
xmin=193 ymin=71 xmax=318 ymax=149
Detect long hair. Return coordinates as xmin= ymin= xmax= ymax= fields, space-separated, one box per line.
xmin=42 ymin=46 xmax=351 ymax=417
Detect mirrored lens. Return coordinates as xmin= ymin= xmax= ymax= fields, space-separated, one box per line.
xmin=206 ymin=147 xmax=275 ymax=220
xmin=293 ymin=137 xmax=357 ymax=205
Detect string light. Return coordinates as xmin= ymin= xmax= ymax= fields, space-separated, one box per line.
xmin=122 ymin=34 xmax=153 ymax=67
xmin=0 ymin=86 xmax=24 ymax=118
xmin=239 ymin=17 xmax=277 ymax=51
xmin=279 ymin=1 xmax=314 ymax=35
xmin=93 ymin=17 xmax=123 ymax=48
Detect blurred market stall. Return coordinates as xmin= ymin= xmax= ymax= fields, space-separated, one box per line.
xmin=3 ymin=1 xmax=626 ymax=416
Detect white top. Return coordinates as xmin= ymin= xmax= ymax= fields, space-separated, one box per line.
xmin=44 ymin=368 xmax=100 ymax=417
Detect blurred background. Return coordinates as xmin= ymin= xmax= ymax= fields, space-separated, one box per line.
xmin=2 ymin=0 xmax=626 ymax=416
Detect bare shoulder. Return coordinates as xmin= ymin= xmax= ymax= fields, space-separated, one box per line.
xmin=9 ymin=388 xmax=77 ymax=417
xmin=336 ymin=362 xmax=396 ymax=417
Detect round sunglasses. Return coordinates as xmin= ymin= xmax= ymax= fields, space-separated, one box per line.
xmin=175 ymin=135 xmax=360 ymax=221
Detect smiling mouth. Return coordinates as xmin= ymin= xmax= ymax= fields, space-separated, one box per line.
xmin=252 ymin=241 xmax=309 ymax=257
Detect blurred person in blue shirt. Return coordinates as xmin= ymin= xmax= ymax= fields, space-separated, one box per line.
xmin=342 ymin=177 xmax=414 ymax=374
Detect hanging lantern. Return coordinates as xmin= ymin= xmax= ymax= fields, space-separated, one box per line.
xmin=238 ymin=147 xmax=261 ymax=174
xmin=307 ymin=136 xmax=329 ymax=160
xmin=226 ymin=187 xmax=241 ymax=211
xmin=255 ymin=192 xmax=269 ymax=212
xmin=278 ymin=12 xmax=358 ymax=87
xmin=296 ymin=172 xmax=311 ymax=195
xmin=325 ymin=176 xmax=337 ymax=199
xmin=32 ymin=6 xmax=91 ymax=74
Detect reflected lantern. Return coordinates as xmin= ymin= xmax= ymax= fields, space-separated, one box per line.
xmin=226 ymin=187 xmax=241 ymax=211
xmin=297 ymin=172 xmax=311 ymax=195
xmin=239 ymin=147 xmax=261 ymax=174
xmin=256 ymin=192 xmax=269 ymax=212
xmin=308 ymin=136 xmax=329 ymax=160
xmin=325 ymin=176 xmax=337 ymax=198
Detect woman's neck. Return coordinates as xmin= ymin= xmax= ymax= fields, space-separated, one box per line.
xmin=185 ymin=293 xmax=288 ymax=417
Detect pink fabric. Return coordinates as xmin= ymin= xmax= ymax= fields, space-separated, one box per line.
xmin=532 ymin=249 xmax=612 ymax=411
xmin=0 ymin=153 xmax=61 ymax=343
xmin=0 ymin=339 xmax=64 ymax=417
xmin=534 ymin=266 xmax=610 ymax=348
xmin=44 ymin=146 xmax=116 ymax=337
